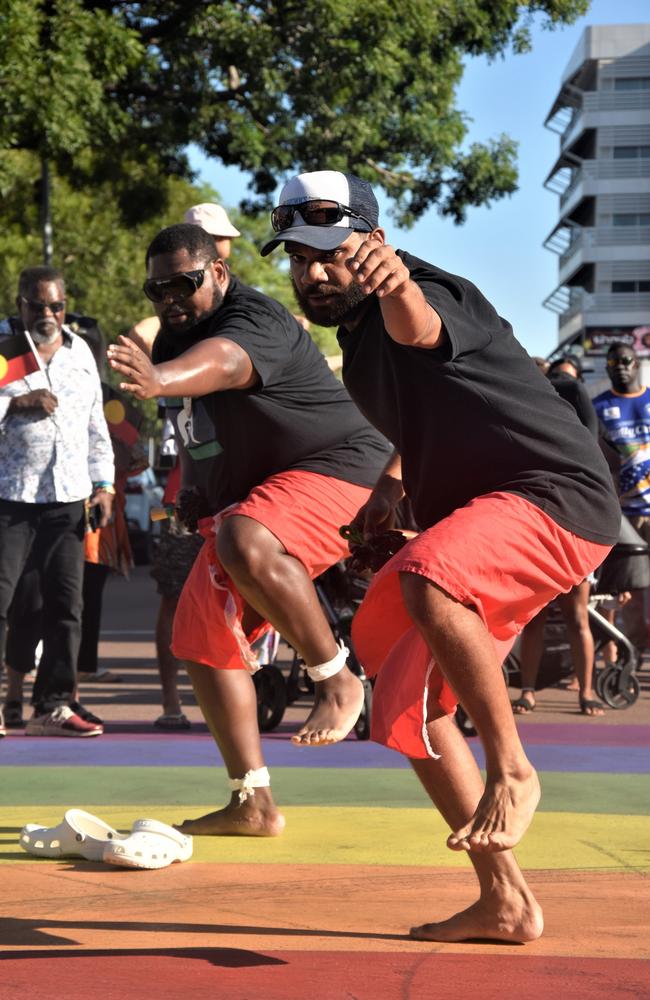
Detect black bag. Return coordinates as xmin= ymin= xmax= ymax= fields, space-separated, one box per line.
xmin=595 ymin=514 xmax=650 ymax=594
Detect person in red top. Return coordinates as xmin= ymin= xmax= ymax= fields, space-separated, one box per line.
xmin=262 ymin=170 xmax=620 ymax=943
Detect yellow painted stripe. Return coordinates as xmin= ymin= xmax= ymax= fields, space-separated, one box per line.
xmin=4 ymin=806 xmax=649 ymax=872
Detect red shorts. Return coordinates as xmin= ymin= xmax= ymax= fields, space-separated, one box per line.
xmin=171 ymin=470 xmax=371 ymax=671
xmin=352 ymin=492 xmax=612 ymax=760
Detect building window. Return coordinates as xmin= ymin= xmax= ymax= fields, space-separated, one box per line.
xmin=613 ymin=146 xmax=650 ymax=159
xmin=614 ymin=78 xmax=650 ymax=90
xmin=612 ymin=280 xmax=650 ymax=292
xmin=613 ymin=213 xmax=650 ymax=226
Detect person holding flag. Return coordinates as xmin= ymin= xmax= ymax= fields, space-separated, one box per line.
xmin=0 ymin=266 xmax=114 ymax=738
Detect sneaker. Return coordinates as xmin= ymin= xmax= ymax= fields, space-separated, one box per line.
xmin=25 ymin=705 xmax=103 ymax=738
xmin=69 ymin=701 xmax=104 ymax=726
xmin=0 ymin=707 xmax=6 ymax=738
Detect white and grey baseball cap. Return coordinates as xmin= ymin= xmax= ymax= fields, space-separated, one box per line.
xmin=261 ymin=170 xmax=379 ymax=256
xmin=183 ymin=203 xmax=241 ymax=238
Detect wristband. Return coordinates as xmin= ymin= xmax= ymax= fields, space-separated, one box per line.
xmin=93 ymin=482 xmax=116 ymax=495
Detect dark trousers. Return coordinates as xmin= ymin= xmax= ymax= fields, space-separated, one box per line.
xmin=0 ymin=499 xmax=85 ymax=712
xmin=78 ymin=563 xmax=110 ymax=673
xmin=7 ymin=561 xmax=110 ymax=678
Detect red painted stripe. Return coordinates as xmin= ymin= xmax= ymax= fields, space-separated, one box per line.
xmin=1 ymin=952 xmax=648 ymax=1000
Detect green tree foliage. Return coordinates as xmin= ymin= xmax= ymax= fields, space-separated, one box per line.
xmin=0 ymin=150 xmax=336 ymax=353
xmin=0 ymin=0 xmax=589 ymax=380
xmin=1 ymin=0 xmax=589 ymax=226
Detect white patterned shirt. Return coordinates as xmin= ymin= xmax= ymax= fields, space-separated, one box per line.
xmin=0 ymin=325 xmax=114 ymax=503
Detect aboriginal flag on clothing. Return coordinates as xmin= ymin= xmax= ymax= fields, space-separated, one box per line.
xmin=102 ymin=383 xmax=142 ymax=447
xmin=0 ymin=332 xmax=40 ymax=386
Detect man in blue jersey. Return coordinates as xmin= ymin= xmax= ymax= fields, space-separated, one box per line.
xmin=593 ymin=342 xmax=650 ymax=654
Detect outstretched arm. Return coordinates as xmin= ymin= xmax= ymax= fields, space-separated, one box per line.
xmin=107 ymin=334 xmax=257 ymax=400
xmin=346 ymin=232 xmax=444 ymax=349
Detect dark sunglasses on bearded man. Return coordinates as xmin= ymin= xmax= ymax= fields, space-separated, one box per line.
xmin=271 ymin=199 xmax=374 ymax=232
xmin=142 ymin=262 xmax=217 ymax=303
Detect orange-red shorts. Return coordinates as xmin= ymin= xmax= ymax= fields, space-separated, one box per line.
xmin=171 ymin=470 xmax=371 ymax=671
xmin=352 ymin=492 xmax=613 ymax=760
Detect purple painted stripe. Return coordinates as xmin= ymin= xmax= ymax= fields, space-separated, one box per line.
xmin=516 ymin=723 xmax=650 ymax=747
xmin=2 ymin=735 xmax=648 ymax=773
xmin=96 ymin=723 xmax=650 ymax=748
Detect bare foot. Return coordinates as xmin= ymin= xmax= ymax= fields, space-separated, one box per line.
xmin=447 ymin=768 xmax=541 ymax=853
xmin=175 ymin=796 xmax=285 ymax=837
xmin=564 ymin=675 xmax=579 ymax=692
xmin=410 ymin=889 xmax=544 ymax=943
xmin=291 ymin=668 xmax=364 ymax=746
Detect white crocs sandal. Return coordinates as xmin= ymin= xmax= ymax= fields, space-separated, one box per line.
xmin=19 ymin=809 xmax=125 ymax=861
xmin=102 ymin=818 xmax=193 ymax=870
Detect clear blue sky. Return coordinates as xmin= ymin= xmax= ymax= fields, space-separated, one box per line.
xmin=190 ymin=1 xmax=650 ymax=359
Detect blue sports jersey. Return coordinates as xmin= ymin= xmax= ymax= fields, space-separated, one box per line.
xmin=593 ymin=386 xmax=650 ymax=517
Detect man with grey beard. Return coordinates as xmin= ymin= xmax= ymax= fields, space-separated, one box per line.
xmin=0 ymin=266 xmax=114 ymax=737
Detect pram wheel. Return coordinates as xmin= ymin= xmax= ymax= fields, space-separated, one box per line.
xmin=599 ymin=666 xmax=640 ymax=709
xmin=253 ymin=664 xmax=287 ymax=732
xmin=353 ymin=678 xmax=373 ymax=741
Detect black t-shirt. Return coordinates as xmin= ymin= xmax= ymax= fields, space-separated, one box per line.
xmin=153 ymin=276 xmax=390 ymax=510
xmin=337 ymin=251 xmax=620 ymax=545
xmin=547 ymin=372 xmax=599 ymax=439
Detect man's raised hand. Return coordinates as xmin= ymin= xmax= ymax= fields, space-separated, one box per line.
xmin=346 ymin=233 xmax=411 ymax=300
xmin=107 ymin=335 xmax=162 ymax=400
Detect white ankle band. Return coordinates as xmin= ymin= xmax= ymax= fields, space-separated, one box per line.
xmin=306 ymin=640 xmax=349 ymax=682
xmin=229 ymin=766 xmax=271 ymax=804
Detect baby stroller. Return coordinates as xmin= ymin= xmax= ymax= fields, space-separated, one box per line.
xmin=455 ymin=516 xmax=648 ymax=736
xmin=252 ymin=561 xmax=373 ymax=738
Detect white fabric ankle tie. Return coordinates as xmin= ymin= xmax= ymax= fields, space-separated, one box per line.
xmin=306 ymin=640 xmax=349 ymax=682
xmin=229 ymin=766 xmax=271 ymax=804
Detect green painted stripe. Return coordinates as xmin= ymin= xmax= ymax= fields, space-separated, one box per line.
xmin=3 ymin=806 xmax=649 ymax=871
xmin=2 ymin=767 xmax=649 ymax=815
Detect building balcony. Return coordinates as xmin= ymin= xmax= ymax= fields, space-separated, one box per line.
xmin=557 ymin=226 xmax=650 ymax=283
xmin=550 ymin=290 xmax=650 ymax=329
xmin=558 ymin=159 xmax=650 ymax=213
xmin=559 ymin=90 xmax=650 ymax=151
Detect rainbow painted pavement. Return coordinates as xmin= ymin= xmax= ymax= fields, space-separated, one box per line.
xmin=2 ymin=712 xmax=650 ymax=999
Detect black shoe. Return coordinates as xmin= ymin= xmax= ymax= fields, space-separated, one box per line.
xmin=3 ymin=699 xmax=24 ymax=728
xmin=69 ymin=701 xmax=104 ymax=726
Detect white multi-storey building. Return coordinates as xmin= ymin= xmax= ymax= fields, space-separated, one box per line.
xmin=543 ymin=24 xmax=650 ymax=386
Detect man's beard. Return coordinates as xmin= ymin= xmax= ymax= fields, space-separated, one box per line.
xmin=30 ymin=322 xmax=60 ymax=344
xmin=160 ymin=284 xmax=224 ymax=335
xmin=291 ymin=277 xmax=369 ymax=327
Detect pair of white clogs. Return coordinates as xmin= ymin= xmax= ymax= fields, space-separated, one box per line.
xmin=19 ymin=809 xmax=192 ymax=869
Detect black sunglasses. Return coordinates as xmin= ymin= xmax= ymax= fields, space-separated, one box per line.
xmin=20 ymin=296 xmax=65 ymax=314
xmin=142 ymin=265 xmax=214 ymax=303
xmin=607 ymin=355 xmax=636 ymax=368
xmin=271 ymin=199 xmax=373 ymax=233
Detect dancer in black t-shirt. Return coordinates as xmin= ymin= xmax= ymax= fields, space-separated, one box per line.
xmin=108 ymin=224 xmax=391 ymax=837
xmin=263 ymin=170 xmax=620 ymax=943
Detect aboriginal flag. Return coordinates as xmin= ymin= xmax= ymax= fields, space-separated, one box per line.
xmin=0 ymin=332 xmax=40 ymax=387
xmin=102 ymin=384 xmax=142 ymax=447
